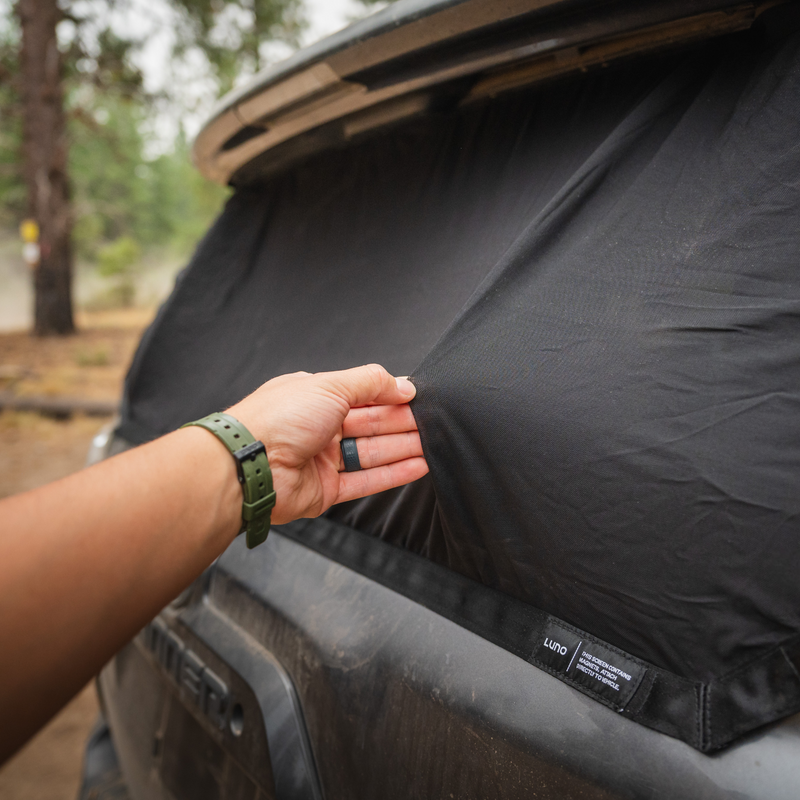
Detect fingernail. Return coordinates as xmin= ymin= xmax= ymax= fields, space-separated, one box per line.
xmin=396 ymin=377 xmax=416 ymax=399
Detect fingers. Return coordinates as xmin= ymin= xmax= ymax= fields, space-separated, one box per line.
xmin=340 ymin=431 xmax=423 ymax=471
xmin=342 ymin=404 xmax=418 ymax=438
xmin=334 ymin=426 xmax=427 ymax=504
xmin=336 ymin=457 xmax=430 ymax=505
xmin=321 ymin=364 xmax=416 ymax=409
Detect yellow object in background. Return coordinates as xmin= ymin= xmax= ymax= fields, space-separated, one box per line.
xmin=19 ymin=219 xmax=39 ymax=244
xmin=20 ymin=220 xmax=41 ymax=267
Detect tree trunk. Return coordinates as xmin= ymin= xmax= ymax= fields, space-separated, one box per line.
xmin=17 ymin=0 xmax=75 ymax=336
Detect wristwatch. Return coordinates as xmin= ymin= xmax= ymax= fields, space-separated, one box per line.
xmin=181 ymin=412 xmax=275 ymax=548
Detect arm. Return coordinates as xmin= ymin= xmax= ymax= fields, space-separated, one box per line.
xmin=0 ymin=365 xmax=427 ymax=763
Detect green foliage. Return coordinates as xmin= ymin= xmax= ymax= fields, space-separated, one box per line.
xmin=68 ymin=92 xmax=228 ymax=257
xmin=168 ymin=0 xmax=306 ymax=94
xmin=74 ymin=346 xmax=110 ymax=366
xmin=1 ymin=0 xmax=276 ymax=264
xmin=68 ymin=94 xmax=229 ymax=288
xmin=97 ymin=236 xmax=141 ymax=277
xmin=0 ymin=5 xmax=230 ymax=276
xmin=0 ymin=12 xmax=24 ymax=227
xmin=69 ymin=96 xmax=150 ymax=256
xmin=1 ymin=0 xmax=326 ymax=300
xmin=145 ymin=134 xmax=231 ymax=254
xmin=94 ymin=235 xmax=140 ymax=307
xmin=62 ymin=22 xmax=145 ymax=98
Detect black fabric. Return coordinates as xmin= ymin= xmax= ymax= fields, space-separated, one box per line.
xmin=408 ymin=29 xmax=800 ymax=685
xmin=276 ymin=517 xmax=800 ymax=752
xmin=120 ymin=58 xmax=662 ymax=432
xmin=119 ymin=24 xmax=800 ymax=749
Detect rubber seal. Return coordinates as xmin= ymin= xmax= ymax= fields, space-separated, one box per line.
xmin=341 ymin=437 xmax=362 ymax=472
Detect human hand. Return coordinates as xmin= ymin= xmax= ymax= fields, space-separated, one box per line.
xmin=227 ymin=364 xmax=428 ymax=524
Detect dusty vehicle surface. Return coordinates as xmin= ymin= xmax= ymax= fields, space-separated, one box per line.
xmin=86 ymin=1 xmax=800 ymax=797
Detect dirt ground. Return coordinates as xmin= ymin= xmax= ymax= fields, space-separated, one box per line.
xmin=0 ymin=686 xmax=100 ymax=800
xmin=0 ymin=308 xmax=152 ymax=799
xmin=0 ymin=308 xmax=152 ymax=405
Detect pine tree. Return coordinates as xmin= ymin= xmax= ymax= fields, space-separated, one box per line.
xmin=17 ymin=0 xmax=74 ymax=335
xmin=11 ymin=0 xmax=306 ymax=336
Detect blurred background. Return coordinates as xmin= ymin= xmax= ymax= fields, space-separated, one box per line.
xmin=1 ymin=0 xmax=389 ymax=332
xmin=0 ymin=0 xmax=388 ymax=796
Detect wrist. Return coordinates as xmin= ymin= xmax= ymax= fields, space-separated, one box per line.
xmin=181 ymin=413 xmax=275 ymax=548
xmin=177 ymin=426 xmax=243 ymax=542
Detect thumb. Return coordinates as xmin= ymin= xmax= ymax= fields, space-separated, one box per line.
xmin=321 ymin=364 xmax=416 ymax=409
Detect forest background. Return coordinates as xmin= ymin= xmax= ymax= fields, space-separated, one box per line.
xmin=0 ymin=0 xmax=388 ymax=332
xmin=1 ymin=4 xmax=391 ymax=793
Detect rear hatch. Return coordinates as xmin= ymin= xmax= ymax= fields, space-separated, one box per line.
xmin=100 ymin=1 xmax=800 ymax=797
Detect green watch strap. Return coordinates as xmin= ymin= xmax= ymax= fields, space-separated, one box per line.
xmin=181 ymin=412 xmax=275 ymax=549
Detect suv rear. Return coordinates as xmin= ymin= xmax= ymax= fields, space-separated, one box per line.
xmin=88 ymin=2 xmax=800 ymax=797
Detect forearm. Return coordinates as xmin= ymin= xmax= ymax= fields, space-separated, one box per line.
xmin=0 ymin=426 xmax=241 ymax=761
xmin=0 ymin=365 xmax=426 ymax=764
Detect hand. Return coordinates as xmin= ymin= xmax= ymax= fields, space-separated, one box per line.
xmin=0 ymin=364 xmax=427 ymax=763
xmin=227 ymin=364 xmax=428 ymax=524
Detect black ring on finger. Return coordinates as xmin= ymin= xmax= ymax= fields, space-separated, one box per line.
xmin=341 ymin=438 xmax=362 ymax=472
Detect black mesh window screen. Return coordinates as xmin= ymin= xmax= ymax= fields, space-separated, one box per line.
xmin=120 ymin=24 xmax=800 ymax=751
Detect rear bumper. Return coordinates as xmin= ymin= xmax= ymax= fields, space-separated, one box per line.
xmin=100 ymin=528 xmax=800 ymax=800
